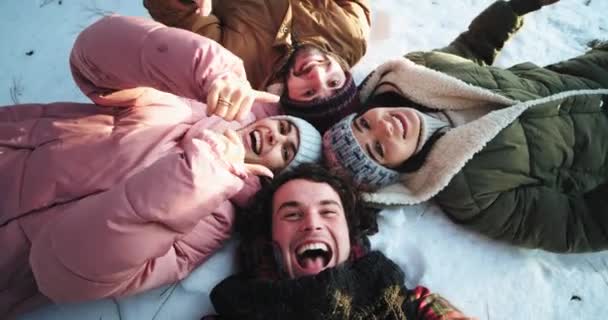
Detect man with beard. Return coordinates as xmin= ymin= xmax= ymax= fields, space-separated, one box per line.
xmin=144 ymin=0 xmax=370 ymax=131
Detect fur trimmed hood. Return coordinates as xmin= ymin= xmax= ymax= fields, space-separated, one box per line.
xmin=357 ymin=57 xmax=608 ymax=206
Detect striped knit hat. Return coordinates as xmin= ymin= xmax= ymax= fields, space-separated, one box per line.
xmin=322 ymin=114 xmax=401 ymax=190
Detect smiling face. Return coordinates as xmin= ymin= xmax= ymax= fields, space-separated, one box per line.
xmin=271 ymin=179 xmax=351 ymax=278
xmin=351 ymin=107 xmax=421 ymax=169
xmin=286 ymin=46 xmax=347 ymax=102
xmin=238 ymin=118 xmax=300 ymax=172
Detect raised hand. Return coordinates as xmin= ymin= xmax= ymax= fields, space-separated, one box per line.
xmin=207 ymin=77 xmax=280 ymax=122
xmin=220 ymin=130 xmax=274 ymax=178
xmin=221 ymin=130 xmax=274 ymax=178
xmin=185 ymin=129 xmax=273 ymax=179
xmin=193 ymin=129 xmax=273 ymax=178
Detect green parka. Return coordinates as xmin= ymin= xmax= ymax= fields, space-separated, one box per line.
xmin=143 ymin=0 xmax=371 ymax=90
xmin=359 ymin=1 xmax=608 ymax=253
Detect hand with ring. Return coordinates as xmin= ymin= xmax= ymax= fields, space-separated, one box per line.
xmin=206 ymin=77 xmax=279 ymax=122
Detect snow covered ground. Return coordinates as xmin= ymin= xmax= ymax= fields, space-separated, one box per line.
xmin=1 ymin=0 xmax=607 ymax=319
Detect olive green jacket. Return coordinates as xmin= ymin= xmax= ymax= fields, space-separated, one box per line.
xmin=359 ymin=1 xmax=608 ymax=253
xmin=144 ymin=0 xmax=370 ymax=90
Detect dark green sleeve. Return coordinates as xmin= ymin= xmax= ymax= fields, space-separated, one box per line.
xmin=438 ymin=174 xmax=608 ymax=253
xmin=435 ymin=107 xmax=608 ymax=253
xmin=437 ymin=0 xmax=538 ymax=65
xmin=487 ymin=185 xmax=606 ymax=252
xmin=544 ymin=43 xmax=608 ymax=88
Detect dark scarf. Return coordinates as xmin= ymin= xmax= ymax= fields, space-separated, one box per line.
xmin=210 ymin=251 xmax=415 ymax=320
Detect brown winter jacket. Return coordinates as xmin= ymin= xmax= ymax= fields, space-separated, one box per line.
xmin=143 ymin=0 xmax=371 ymax=90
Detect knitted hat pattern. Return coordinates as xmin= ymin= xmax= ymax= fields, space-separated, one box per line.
xmin=322 ymin=114 xmax=400 ymax=190
xmin=270 ymin=115 xmax=323 ymax=173
xmin=280 ymin=72 xmax=360 ymax=132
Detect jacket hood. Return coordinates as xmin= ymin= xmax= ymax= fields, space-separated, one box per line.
xmin=357 ymin=57 xmax=608 ymax=206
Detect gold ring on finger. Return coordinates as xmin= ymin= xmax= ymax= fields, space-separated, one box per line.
xmin=217 ymin=97 xmax=232 ymax=107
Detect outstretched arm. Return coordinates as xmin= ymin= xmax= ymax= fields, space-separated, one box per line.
xmin=442 ymin=182 xmax=608 ymax=253
xmin=70 ymin=15 xmax=245 ymax=108
xmin=72 ymin=15 xmax=278 ymax=121
xmin=437 ymin=0 xmax=557 ymax=65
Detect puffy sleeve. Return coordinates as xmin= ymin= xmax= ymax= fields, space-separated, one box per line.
xmin=439 ymin=178 xmax=608 ymax=253
xmin=408 ymin=0 xmax=533 ymax=66
xmin=29 ymin=131 xmax=246 ymax=302
xmin=435 ymin=98 xmax=608 ymax=253
xmin=70 ymin=15 xmax=245 ymax=107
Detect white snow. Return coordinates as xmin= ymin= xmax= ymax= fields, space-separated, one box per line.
xmin=1 ymin=1 xmax=607 ymax=319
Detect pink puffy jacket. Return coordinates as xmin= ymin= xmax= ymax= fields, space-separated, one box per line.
xmin=0 ymin=15 xmax=278 ymax=315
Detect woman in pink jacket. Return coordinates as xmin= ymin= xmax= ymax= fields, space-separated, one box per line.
xmin=0 ymin=15 xmax=322 ymax=316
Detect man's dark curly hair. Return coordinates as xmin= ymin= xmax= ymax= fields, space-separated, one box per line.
xmin=235 ymin=163 xmax=379 ymax=278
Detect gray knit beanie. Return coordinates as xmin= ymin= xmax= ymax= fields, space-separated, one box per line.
xmin=270 ymin=115 xmax=323 ymax=173
xmin=412 ymin=110 xmax=450 ymax=154
xmin=322 ymin=114 xmax=401 ymax=190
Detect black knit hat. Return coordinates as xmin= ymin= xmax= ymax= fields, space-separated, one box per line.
xmin=280 ymin=72 xmax=360 ymax=133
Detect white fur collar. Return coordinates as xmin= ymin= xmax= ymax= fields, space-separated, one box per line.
xmin=358 ymin=57 xmax=516 ymax=110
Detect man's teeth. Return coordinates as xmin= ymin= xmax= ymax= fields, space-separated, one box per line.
xmin=297 ymin=242 xmax=328 ymax=255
